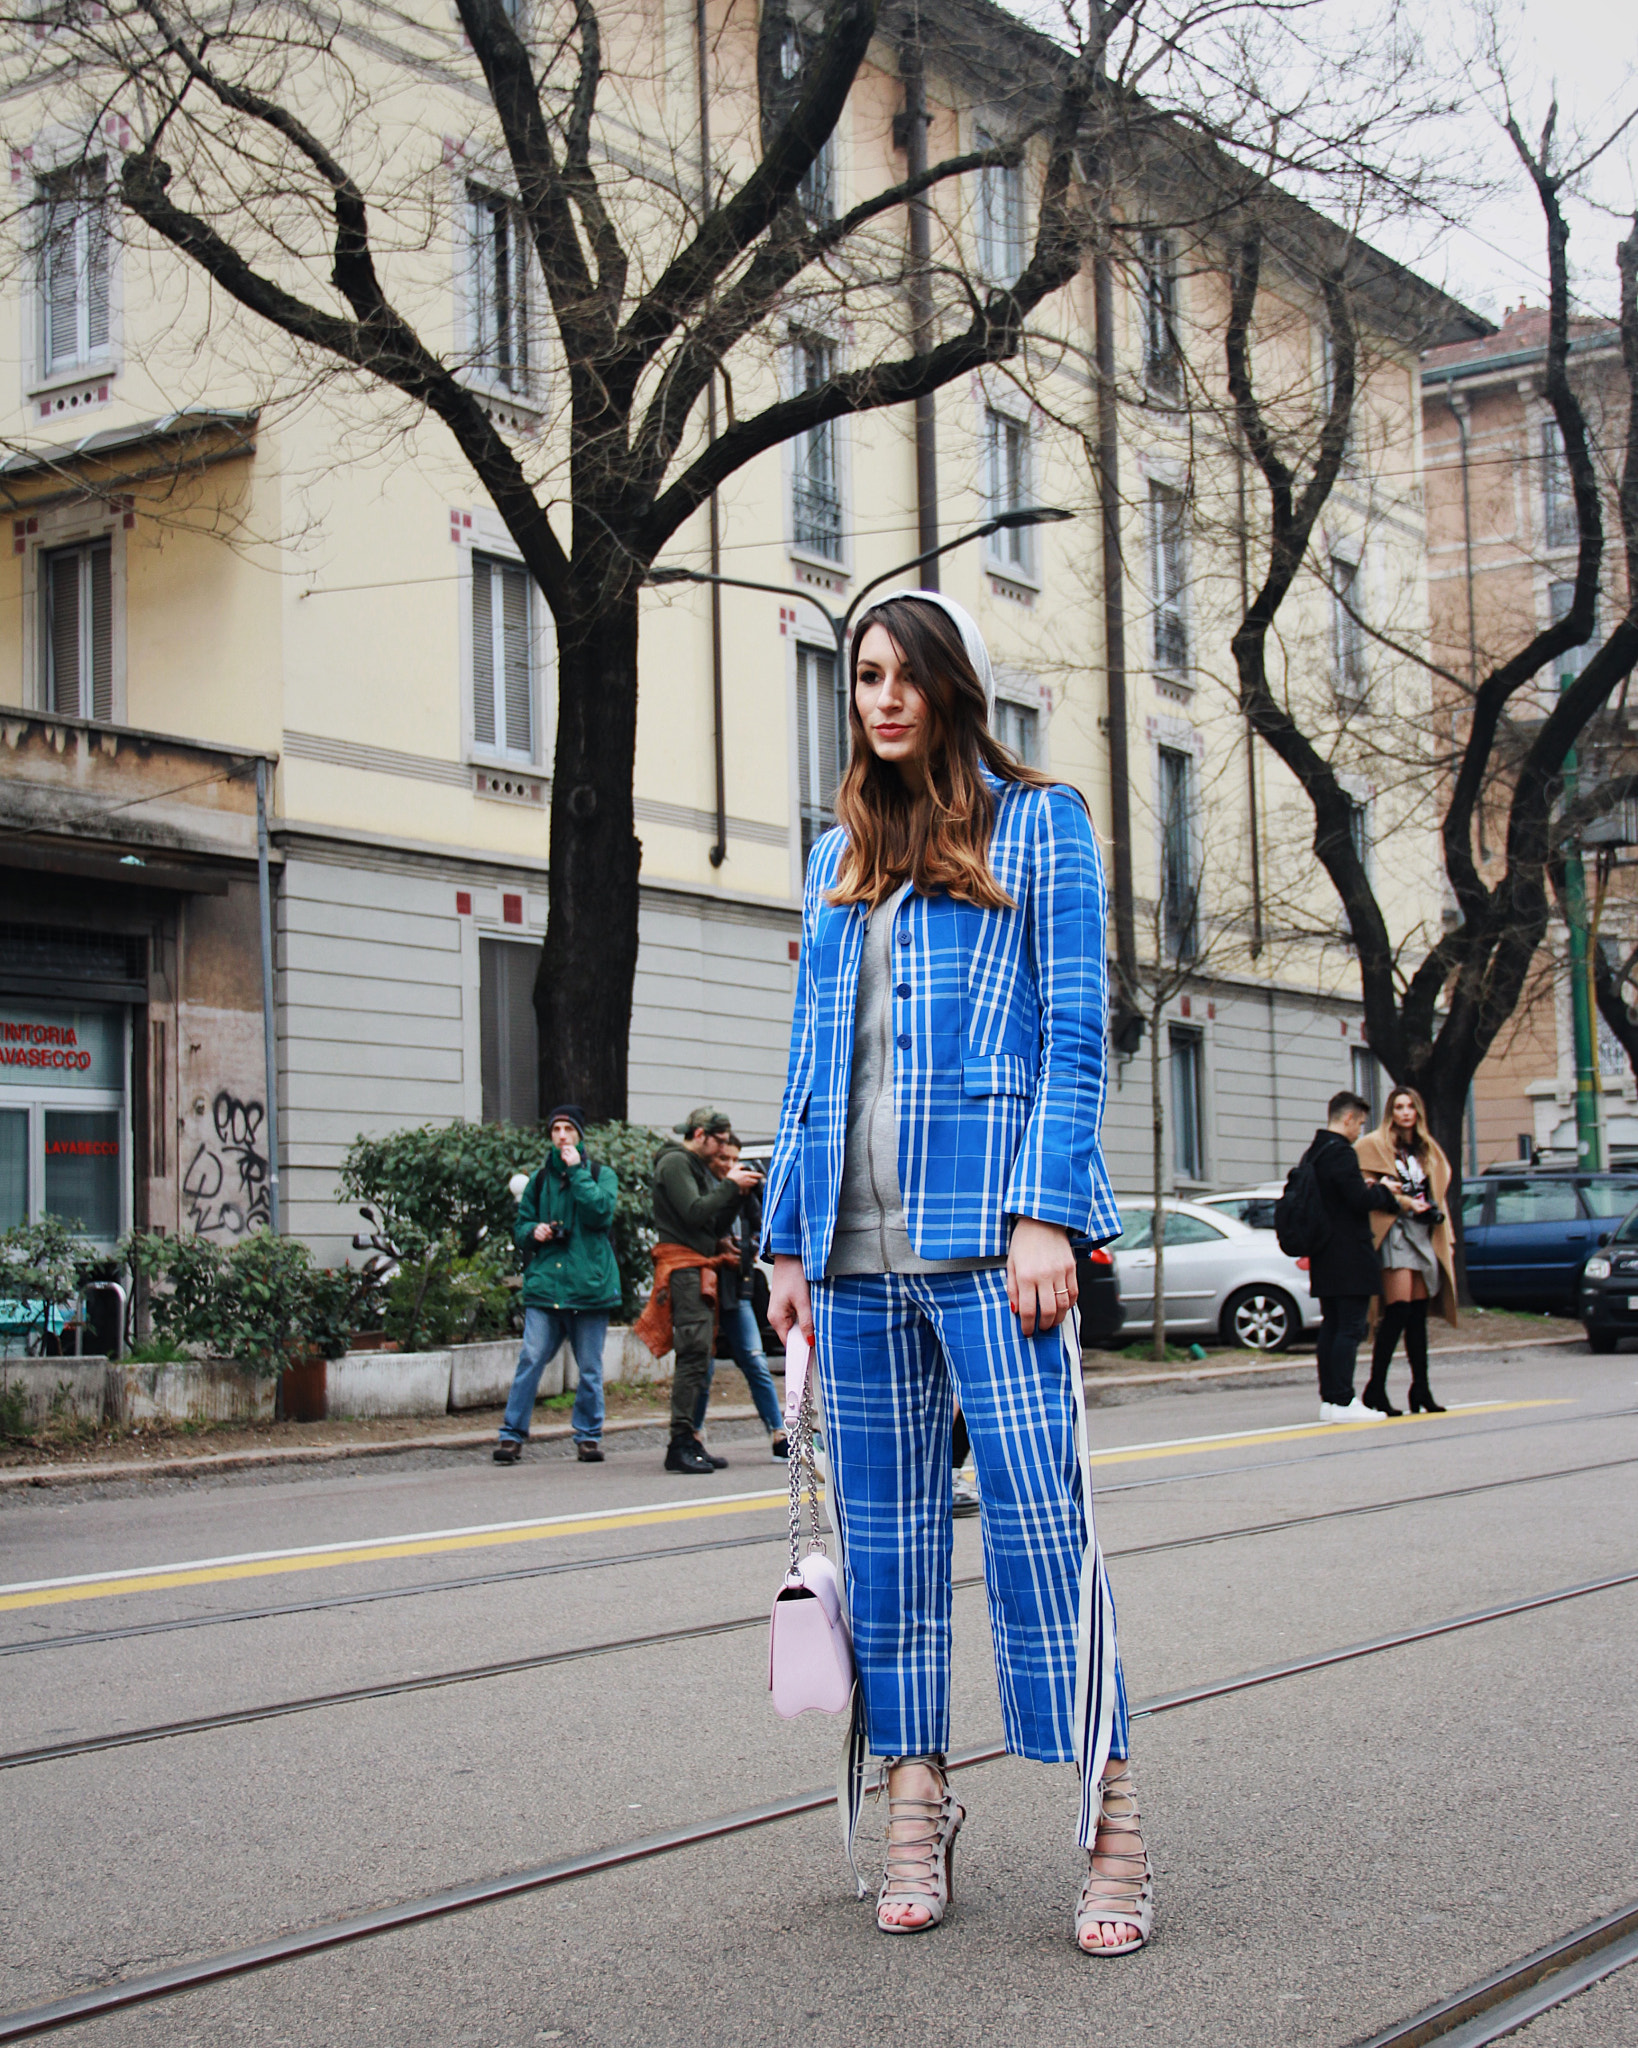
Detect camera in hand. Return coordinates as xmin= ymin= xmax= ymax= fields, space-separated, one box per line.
xmin=541 ymin=1221 xmax=569 ymax=1244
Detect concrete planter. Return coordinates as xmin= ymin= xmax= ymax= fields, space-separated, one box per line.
xmin=446 ymin=1326 xmax=665 ymax=1409
xmin=108 ymin=1361 xmax=277 ymax=1426
xmin=323 ymin=1349 xmax=453 ymax=1420
xmin=448 ymin=1338 xmax=523 ymax=1410
xmin=0 ymin=1359 xmax=108 ymax=1430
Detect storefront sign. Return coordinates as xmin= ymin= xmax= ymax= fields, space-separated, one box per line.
xmin=0 ymin=1004 xmax=122 ymax=1090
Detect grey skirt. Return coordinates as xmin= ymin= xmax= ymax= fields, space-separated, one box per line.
xmin=1381 ymin=1215 xmax=1440 ymax=1290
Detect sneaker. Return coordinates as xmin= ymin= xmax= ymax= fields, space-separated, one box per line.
xmin=576 ymin=1442 xmax=604 ymax=1463
xmin=1319 ymin=1399 xmax=1377 ymax=1423
xmin=492 ymin=1440 xmax=522 ymax=1464
xmin=664 ymin=1437 xmax=718 ymax=1475
xmin=770 ymin=1434 xmax=789 ymax=1461
xmin=952 ymin=1472 xmax=981 ymax=1518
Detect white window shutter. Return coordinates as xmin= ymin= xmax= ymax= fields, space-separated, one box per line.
xmin=500 ymin=561 xmax=532 ymax=755
xmin=44 ymin=197 xmax=78 ymax=371
xmin=471 ymin=555 xmax=496 ymax=748
xmin=85 ymin=177 xmax=109 ymax=356
xmin=48 ymin=549 xmax=81 ymax=714
xmin=89 ymin=542 xmax=112 ymax=720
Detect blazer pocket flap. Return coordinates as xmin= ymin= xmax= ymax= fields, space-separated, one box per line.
xmin=962 ymin=1052 xmax=1033 ymax=1097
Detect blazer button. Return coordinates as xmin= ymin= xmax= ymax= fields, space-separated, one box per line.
xmin=896 ymin=1033 xmax=911 ymax=1049
xmin=895 ymin=982 xmax=910 ymax=998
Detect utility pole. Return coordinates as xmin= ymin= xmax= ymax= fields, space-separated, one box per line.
xmin=1561 ymin=671 xmax=1603 ymax=1171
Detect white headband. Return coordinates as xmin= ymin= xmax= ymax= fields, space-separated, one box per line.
xmin=857 ymin=588 xmax=995 ymax=719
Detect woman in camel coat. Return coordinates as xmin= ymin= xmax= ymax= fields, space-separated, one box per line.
xmin=1355 ymin=1086 xmax=1459 ymax=1413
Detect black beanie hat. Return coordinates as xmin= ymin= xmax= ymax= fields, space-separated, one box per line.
xmin=546 ymin=1104 xmax=586 ymax=1138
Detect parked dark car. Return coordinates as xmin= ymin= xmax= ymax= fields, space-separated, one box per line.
xmin=1576 ymin=1206 xmax=1638 ymax=1349
xmin=1076 ymin=1244 xmax=1125 ymax=1349
xmin=1462 ymin=1170 xmax=1638 ymax=1312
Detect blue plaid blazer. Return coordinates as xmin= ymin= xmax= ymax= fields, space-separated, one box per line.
xmin=763 ymin=772 xmax=1120 ymax=1276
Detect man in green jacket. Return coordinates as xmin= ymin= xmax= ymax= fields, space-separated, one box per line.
xmin=494 ymin=1105 xmax=621 ymax=1466
xmin=651 ymin=1106 xmax=762 ymax=1474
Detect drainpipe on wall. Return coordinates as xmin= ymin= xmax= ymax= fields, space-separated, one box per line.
xmin=1093 ymin=244 xmax=1137 ymax=988
xmin=900 ymin=26 xmax=940 ymax=587
xmin=255 ymin=756 xmax=281 ymax=1235
xmin=698 ymin=0 xmax=727 ymax=867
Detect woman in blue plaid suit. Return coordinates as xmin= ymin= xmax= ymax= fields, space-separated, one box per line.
xmin=766 ymin=592 xmax=1152 ymax=1954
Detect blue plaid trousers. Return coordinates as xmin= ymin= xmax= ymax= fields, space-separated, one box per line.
xmin=812 ymin=1267 xmax=1129 ymax=1848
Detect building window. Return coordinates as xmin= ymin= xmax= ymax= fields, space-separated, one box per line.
xmin=1548 ymin=578 xmax=1597 ymax=681
xmin=1169 ymin=1027 xmax=1204 ymax=1181
xmin=993 ymin=697 xmax=1040 ymax=765
xmin=1141 ymin=233 xmax=1179 ymax=394
xmin=41 ymin=538 xmax=113 ymax=721
xmin=776 ymin=30 xmax=835 ymax=223
xmin=790 ymin=335 xmax=843 ymax=559
xmin=1149 ymin=483 xmax=1188 ymax=671
xmin=1351 ymin=1046 xmax=1381 ymax=1121
xmin=471 ymin=552 xmax=534 ymax=759
xmin=479 ymin=937 xmax=539 ymax=1125
xmin=37 ymin=160 xmax=110 ymax=377
xmin=976 ymin=128 xmax=1026 ymax=287
xmin=1159 ymin=744 xmax=1197 ymax=960
xmin=796 ymin=641 xmax=848 ymax=866
xmin=467 ymin=184 xmax=531 ymax=393
xmin=1332 ymin=556 xmax=1367 ymax=701
xmin=1542 ymin=422 xmax=1578 ymax=550
xmin=1344 ymin=792 xmax=1371 ymax=878
xmin=984 ymin=409 xmax=1033 ymax=575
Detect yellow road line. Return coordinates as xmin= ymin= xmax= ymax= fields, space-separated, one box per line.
xmin=0 ymin=1398 xmax=1569 ymax=1617
xmin=1084 ymin=1399 xmax=1563 ymax=1468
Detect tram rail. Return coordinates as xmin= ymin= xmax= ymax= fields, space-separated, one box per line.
xmin=3 ymin=1453 xmax=1635 ymax=1773
xmin=0 ymin=1567 xmax=1633 ymax=2040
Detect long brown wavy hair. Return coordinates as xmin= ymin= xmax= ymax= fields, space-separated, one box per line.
xmin=826 ymin=597 xmax=1057 ymax=912
xmin=1378 ymin=1085 xmax=1434 ymax=1160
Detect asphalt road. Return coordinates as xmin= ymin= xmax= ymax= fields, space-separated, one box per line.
xmin=2 ymin=1341 xmax=1635 ymax=2047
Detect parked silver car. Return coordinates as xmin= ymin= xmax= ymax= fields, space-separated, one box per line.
xmin=1108 ymin=1197 xmax=1319 ymax=1349
xmin=1196 ymin=1183 xmax=1288 ymax=1232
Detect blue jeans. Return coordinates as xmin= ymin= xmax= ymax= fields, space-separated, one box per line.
xmin=500 ymin=1307 xmax=609 ymax=1445
xmin=693 ymin=1295 xmax=785 ymax=1436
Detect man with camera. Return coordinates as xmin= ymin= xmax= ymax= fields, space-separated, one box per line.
xmin=642 ymin=1107 xmax=763 ymax=1474
xmin=493 ymin=1105 xmax=621 ymax=1466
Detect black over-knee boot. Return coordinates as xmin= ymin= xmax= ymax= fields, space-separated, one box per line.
xmin=1405 ymin=1300 xmax=1443 ymax=1412
xmin=1362 ymin=1301 xmax=1408 ymax=1414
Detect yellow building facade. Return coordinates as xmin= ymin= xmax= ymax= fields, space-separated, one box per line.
xmin=0 ymin=0 xmax=1474 ymax=1258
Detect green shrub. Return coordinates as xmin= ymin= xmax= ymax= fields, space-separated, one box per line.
xmin=383 ymin=1241 xmax=517 ymax=1351
xmin=125 ymin=1231 xmax=377 ymax=1375
xmin=340 ymin=1118 xmax=666 ymax=1323
xmin=0 ymin=1216 xmax=88 ymax=1351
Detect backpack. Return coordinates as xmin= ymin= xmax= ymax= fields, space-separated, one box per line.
xmin=1273 ymin=1152 xmax=1329 ymax=1259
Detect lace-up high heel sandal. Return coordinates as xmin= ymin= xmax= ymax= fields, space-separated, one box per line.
xmin=875 ymin=1756 xmax=964 ymax=1935
xmin=1076 ymin=1762 xmax=1154 ymax=1956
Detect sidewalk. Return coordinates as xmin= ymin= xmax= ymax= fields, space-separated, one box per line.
xmin=0 ymin=1328 xmax=1587 ymax=1491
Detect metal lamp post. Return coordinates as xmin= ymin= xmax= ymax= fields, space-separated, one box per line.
xmin=646 ymin=507 xmax=1073 ymax=665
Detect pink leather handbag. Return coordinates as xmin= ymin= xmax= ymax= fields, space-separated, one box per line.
xmin=768 ymin=1329 xmax=855 ymax=1718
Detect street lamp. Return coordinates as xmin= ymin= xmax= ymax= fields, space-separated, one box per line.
xmin=646 ymin=506 xmax=1073 ymax=663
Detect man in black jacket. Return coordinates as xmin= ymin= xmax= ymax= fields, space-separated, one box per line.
xmin=1301 ymin=1089 xmax=1419 ymax=1422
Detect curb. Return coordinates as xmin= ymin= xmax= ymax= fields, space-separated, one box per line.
xmin=0 ymin=1404 xmax=767 ymax=1491
xmin=0 ymin=1332 xmax=1587 ymax=1489
xmin=1081 ymin=1331 xmax=1584 ymax=1393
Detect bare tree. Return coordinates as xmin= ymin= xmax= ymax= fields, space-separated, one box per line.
xmin=1222 ymin=110 xmax=1638 ymax=1234
xmin=1 ymin=0 xmax=1145 ymax=1116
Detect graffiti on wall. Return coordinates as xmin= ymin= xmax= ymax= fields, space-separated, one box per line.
xmin=182 ymin=1091 xmax=271 ymax=1237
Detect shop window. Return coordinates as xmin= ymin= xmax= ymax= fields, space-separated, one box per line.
xmin=0 ymin=1108 xmax=25 ymax=1228
xmin=797 ymin=642 xmax=847 ymax=866
xmin=44 ymin=1108 xmax=121 ymax=1238
xmin=42 ymin=537 xmax=113 ymax=720
xmin=37 ymin=158 xmax=110 ymax=376
xmin=472 ymin=552 xmax=534 ymax=760
xmin=480 ymin=936 xmax=539 ymax=1125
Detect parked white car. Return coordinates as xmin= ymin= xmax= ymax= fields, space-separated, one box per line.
xmin=1108 ymin=1197 xmax=1318 ymax=1350
xmin=1195 ymin=1183 xmax=1288 ymax=1232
